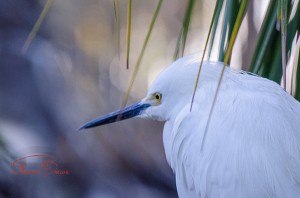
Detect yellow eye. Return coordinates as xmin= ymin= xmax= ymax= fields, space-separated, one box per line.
xmin=154 ymin=92 xmax=162 ymax=103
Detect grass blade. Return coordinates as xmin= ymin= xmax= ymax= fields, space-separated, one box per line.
xmin=173 ymin=29 xmax=184 ymax=61
xmin=280 ymin=0 xmax=288 ymax=90
xmin=22 ymin=0 xmax=54 ymax=54
xmin=223 ymin=1 xmax=248 ymax=64
xmin=295 ymin=37 xmax=300 ymax=100
xmin=249 ymin=1 xmax=278 ymax=74
xmin=173 ymin=0 xmax=196 ymax=60
xmin=286 ymin=0 xmax=300 ymax=53
xmin=218 ymin=0 xmax=241 ymax=62
xmin=267 ymin=36 xmax=282 ymax=81
xmin=250 ymin=0 xmax=299 ymax=84
xmin=286 ymin=0 xmax=300 ymax=46
xmin=268 ymin=0 xmax=299 ymax=83
xmin=190 ymin=0 xmax=223 ymax=111
xmin=121 ymin=0 xmax=163 ymax=107
xmin=208 ymin=0 xmax=224 ymax=59
xmin=114 ymin=0 xmax=120 ymax=59
xmin=289 ymin=32 xmax=299 ymax=96
xmin=126 ymin=0 xmax=132 ymax=69
xmin=201 ymin=0 xmax=249 ymax=151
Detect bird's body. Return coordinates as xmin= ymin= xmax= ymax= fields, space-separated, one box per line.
xmin=154 ymin=55 xmax=300 ymax=197
xmin=81 ymin=54 xmax=300 ymax=197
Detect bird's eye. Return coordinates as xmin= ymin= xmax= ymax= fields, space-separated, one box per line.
xmin=154 ymin=92 xmax=162 ymax=103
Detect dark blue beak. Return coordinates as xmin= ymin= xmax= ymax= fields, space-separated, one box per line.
xmin=79 ymin=103 xmax=151 ymax=130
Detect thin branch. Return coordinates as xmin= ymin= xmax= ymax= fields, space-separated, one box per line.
xmin=22 ymin=0 xmax=54 ymax=54
xmin=126 ymin=0 xmax=132 ymax=69
xmin=114 ymin=0 xmax=120 ymax=59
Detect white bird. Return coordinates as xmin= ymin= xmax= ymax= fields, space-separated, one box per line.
xmin=80 ymin=54 xmax=300 ymax=198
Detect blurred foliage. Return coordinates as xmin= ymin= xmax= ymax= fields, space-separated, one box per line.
xmin=208 ymin=0 xmax=223 ymax=59
xmin=121 ymin=0 xmax=299 ymax=102
xmin=249 ymin=0 xmax=300 ymax=94
xmin=180 ymin=0 xmax=300 ymax=101
xmin=223 ymin=0 xmax=249 ymax=64
xmin=173 ymin=0 xmax=196 ymax=60
xmin=218 ymin=0 xmax=242 ymax=62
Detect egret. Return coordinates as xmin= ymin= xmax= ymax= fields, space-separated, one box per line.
xmin=80 ymin=54 xmax=300 ymax=198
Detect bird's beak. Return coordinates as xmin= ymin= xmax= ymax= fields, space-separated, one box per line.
xmin=79 ymin=102 xmax=151 ymax=130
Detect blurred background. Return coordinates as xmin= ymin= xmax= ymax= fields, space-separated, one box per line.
xmin=0 ymin=0 xmax=298 ymax=197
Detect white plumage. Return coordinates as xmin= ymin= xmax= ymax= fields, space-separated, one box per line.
xmin=81 ymin=54 xmax=300 ymax=198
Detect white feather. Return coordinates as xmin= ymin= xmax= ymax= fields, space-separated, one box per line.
xmin=145 ymin=54 xmax=300 ymax=197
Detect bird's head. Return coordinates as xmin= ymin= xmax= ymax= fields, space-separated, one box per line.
xmin=80 ymin=56 xmax=218 ymax=129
